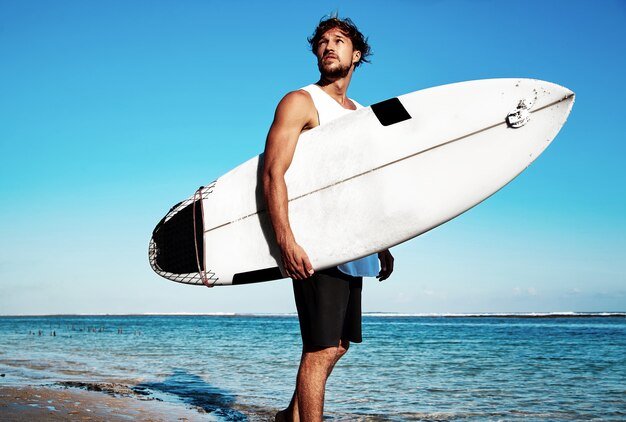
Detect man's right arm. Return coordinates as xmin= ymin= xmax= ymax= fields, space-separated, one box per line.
xmin=263 ymin=91 xmax=316 ymax=280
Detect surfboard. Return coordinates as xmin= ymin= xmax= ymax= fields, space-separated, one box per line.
xmin=149 ymin=78 xmax=575 ymax=287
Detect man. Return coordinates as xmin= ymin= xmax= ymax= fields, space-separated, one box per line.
xmin=263 ymin=16 xmax=394 ymax=421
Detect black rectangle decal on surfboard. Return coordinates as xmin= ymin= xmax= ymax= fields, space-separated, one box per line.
xmin=371 ymin=97 xmax=412 ymax=126
xmin=232 ymin=267 xmax=283 ymax=285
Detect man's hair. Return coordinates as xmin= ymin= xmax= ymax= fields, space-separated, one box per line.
xmin=307 ymin=16 xmax=372 ymax=69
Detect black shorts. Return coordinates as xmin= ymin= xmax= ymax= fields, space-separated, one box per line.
xmin=292 ymin=267 xmax=363 ymax=348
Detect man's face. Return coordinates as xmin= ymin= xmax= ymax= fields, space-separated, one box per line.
xmin=316 ymin=28 xmax=361 ymax=79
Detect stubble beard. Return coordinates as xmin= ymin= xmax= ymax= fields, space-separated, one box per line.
xmin=318 ymin=61 xmax=351 ymax=80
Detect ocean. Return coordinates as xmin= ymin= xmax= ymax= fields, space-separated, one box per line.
xmin=1 ymin=314 xmax=625 ymax=421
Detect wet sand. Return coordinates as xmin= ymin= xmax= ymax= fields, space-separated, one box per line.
xmin=0 ymin=384 xmax=223 ymax=421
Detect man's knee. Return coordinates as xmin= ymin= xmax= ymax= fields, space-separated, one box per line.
xmin=303 ymin=339 xmax=350 ymax=363
xmin=335 ymin=339 xmax=350 ymax=359
xmin=303 ymin=345 xmax=340 ymax=365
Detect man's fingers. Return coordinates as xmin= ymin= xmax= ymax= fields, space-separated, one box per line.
xmin=284 ymin=258 xmax=302 ymax=280
xmin=283 ymin=244 xmax=314 ymax=280
xmin=302 ymin=255 xmax=314 ymax=276
xmin=289 ymin=262 xmax=307 ymax=280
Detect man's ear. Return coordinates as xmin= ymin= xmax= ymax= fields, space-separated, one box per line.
xmin=353 ymin=50 xmax=362 ymax=66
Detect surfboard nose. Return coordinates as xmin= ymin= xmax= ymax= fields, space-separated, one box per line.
xmin=554 ymin=83 xmax=575 ymax=107
xmin=544 ymin=80 xmax=575 ymax=104
xmin=507 ymin=81 xmax=574 ymax=129
xmin=549 ymin=82 xmax=575 ymax=124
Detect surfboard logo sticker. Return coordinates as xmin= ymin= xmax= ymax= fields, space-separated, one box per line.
xmin=507 ymin=97 xmax=536 ymax=128
xmin=371 ymin=97 xmax=412 ymax=126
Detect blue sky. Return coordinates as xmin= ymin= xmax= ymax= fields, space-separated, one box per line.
xmin=1 ymin=0 xmax=624 ymax=314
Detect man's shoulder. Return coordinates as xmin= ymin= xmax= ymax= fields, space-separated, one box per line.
xmin=282 ymin=88 xmax=313 ymax=104
xmin=275 ymin=88 xmax=316 ymax=114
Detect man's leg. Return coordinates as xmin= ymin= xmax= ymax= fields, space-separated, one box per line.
xmin=276 ymin=339 xmax=350 ymax=422
xmin=277 ymin=270 xmax=360 ymax=421
xmin=296 ymin=339 xmax=350 ymax=421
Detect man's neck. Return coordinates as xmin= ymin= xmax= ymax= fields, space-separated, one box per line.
xmin=316 ymin=74 xmax=354 ymax=108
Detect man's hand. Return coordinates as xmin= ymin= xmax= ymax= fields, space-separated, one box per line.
xmin=377 ymin=249 xmax=394 ymax=281
xmin=280 ymin=240 xmax=314 ymax=280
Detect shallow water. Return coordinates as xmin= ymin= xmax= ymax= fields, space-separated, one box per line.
xmin=1 ymin=314 xmax=625 ymax=420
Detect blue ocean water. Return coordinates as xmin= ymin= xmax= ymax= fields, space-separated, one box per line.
xmin=0 ymin=314 xmax=625 ymax=421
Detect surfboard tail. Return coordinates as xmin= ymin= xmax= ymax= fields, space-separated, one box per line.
xmin=149 ymin=183 xmax=217 ymax=286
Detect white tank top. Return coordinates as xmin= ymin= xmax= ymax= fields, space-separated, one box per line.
xmin=299 ymin=84 xmax=379 ymax=278
xmin=300 ymin=84 xmax=363 ymax=125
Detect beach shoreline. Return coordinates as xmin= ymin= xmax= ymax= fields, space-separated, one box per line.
xmin=0 ymin=383 xmax=218 ymax=421
xmin=0 ymin=381 xmax=282 ymax=421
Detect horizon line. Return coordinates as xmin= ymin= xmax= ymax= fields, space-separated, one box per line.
xmin=1 ymin=311 xmax=624 ymax=318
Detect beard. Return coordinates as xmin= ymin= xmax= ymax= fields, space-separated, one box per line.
xmin=318 ymin=60 xmax=351 ymax=79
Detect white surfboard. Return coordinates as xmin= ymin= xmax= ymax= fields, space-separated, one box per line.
xmin=149 ymin=78 xmax=574 ymax=286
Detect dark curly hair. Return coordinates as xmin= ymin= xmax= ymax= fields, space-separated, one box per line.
xmin=307 ymin=16 xmax=372 ymax=69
